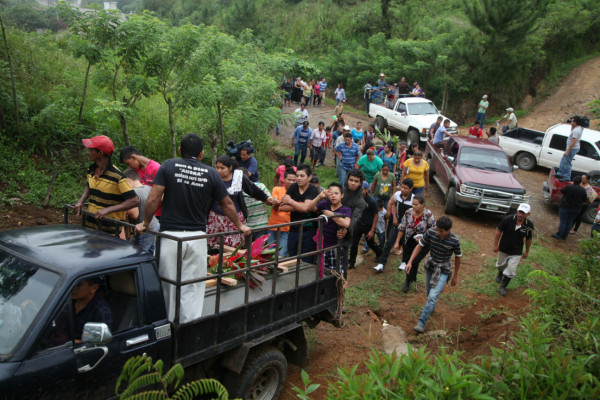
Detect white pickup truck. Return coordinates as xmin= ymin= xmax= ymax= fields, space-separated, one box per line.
xmin=368 ymin=97 xmax=458 ymax=147
xmin=498 ymin=123 xmax=600 ymax=174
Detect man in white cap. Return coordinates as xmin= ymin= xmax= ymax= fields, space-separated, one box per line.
xmin=377 ymin=73 xmax=388 ymax=88
xmin=497 ymin=107 xmax=517 ymax=133
xmin=477 ymin=95 xmax=489 ymax=129
xmin=492 ymin=203 xmax=534 ymax=296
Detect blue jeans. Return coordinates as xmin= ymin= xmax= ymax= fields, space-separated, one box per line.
xmin=419 ymin=269 xmax=450 ymax=327
xmin=556 ymin=207 xmax=580 ymax=239
xmin=288 ymin=229 xmax=316 ymax=264
xmin=338 ymin=166 xmax=350 ymax=187
xmin=412 ymin=186 xmax=424 ymax=195
xmin=365 ymin=98 xmax=370 ymax=114
xmin=294 ymin=143 xmax=308 ymax=165
xmin=363 ymin=231 xmax=385 ymax=251
xmin=267 ymin=230 xmax=289 ymax=258
xmin=557 ymin=148 xmax=579 ymax=180
xmin=476 ymin=112 xmax=486 ymax=129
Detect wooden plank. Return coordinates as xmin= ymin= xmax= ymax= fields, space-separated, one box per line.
xmin=207 ymin=273 xmax=238 ymax=287
xmin=222 ymin=245 xmax=246 ymax=256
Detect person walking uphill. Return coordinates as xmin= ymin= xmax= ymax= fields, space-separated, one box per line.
xmin=407 ymin=216 xmax=461 ymax=334
xmin=335 ymin=129 xmax=361 ymax=187
xmin=493 ymin=203 xmax=534 ymax=296
xmin=477 ymin=95 xmax=489 ymax=129
xmin=292 ymin=121 xmax=312 ymax=165
xmin=348 ymin=181 xmax=382 ymax=269
xmin=135 ymin=133 xmax=250 ymax=323
xmin=75 ymin=135 xmax=139 ymax=234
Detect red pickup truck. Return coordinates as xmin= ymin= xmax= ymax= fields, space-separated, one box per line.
xmin=426 ymin=136 xmax=530 ymax=215
xmin=543 ymin=167 xmax=600 ymax=223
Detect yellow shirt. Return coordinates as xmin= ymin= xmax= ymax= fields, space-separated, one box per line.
xmin=403 ymin=158 xmax=429 ymax=189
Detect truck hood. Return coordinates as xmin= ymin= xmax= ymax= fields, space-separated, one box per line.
xmin=457 ymin=167 xmax=526 ymax=194
xmin=408 ymin=114 xmax=457 ymax=130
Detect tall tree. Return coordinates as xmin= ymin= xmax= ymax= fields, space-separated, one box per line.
xmin=0 ymin=15 xmax=20 ymax=136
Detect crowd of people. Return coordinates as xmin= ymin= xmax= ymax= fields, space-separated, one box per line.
xmin=73 ymin=77 xmax=598 ymax=334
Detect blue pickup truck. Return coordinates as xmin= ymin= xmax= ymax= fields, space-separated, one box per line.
xmin=0 ymin=210 xmax=340 ymax=399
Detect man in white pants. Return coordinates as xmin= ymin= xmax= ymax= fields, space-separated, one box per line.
xmin=493 ymin=203 xmax=534 ymax=296
xmin=136 ymin=134 xmax=250 ymax=322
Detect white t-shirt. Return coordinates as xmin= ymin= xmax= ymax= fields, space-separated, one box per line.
xmin=568 ymin=126 xmax=583 ymax=151
xmin=312 ymin=128 xmax=327 ymax=147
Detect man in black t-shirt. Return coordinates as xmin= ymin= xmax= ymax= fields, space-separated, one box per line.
xmin=493 ymin=203 xmax=534 ymax=296
xmin=136 ymin=133 xmax=250 ymax=323
xmin=552 ymin=176 xmax=588 ymax=240
xmin=280 ymin=164 xmax=319 ymax=264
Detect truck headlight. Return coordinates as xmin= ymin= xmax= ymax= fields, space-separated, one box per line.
xmin=460 ymin=184 xmax=480 ymax=195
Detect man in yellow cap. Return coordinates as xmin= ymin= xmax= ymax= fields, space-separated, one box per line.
xmin=75 ymin=135 xmax=139 ymax=233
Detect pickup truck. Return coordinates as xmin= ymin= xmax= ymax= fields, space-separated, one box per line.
xmin=368 ymin=97 xmax=458 ymax=147
xmin=498 ymin=124 xmax=600 ymax=174
xmin=543 ymin=167 xmax=600 ymax=224
xmin=426 ymin=137 xmax=530 ymax=215
xmin=0 ymin=210 xmax=340 ymax=400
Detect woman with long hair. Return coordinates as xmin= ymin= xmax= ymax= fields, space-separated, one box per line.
xmin=392 ymin=194 xmax=435 ymax=292
xmin=207 ymin=155 xmax=275 ymax=248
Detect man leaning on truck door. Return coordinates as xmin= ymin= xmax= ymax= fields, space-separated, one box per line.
xmin=136 ymin=134 xmax=251 ymax=323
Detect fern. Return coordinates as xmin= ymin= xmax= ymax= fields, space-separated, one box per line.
xmin=116 ymin=355 xmax=234 ymax=400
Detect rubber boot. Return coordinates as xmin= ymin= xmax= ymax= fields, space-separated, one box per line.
xmin=401 ymin=279 xmax=411 ymax=293
xmin=499 ymin=276 xmax=512 ymax=296
xmin=496 ymin=270 xmax=503 ymax=283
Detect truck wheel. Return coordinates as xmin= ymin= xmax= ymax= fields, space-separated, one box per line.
xmin=374 ymin=116 xmax=387 ymax=132
xmin=515 ymin=152 xmax=536 ymax=171
xmin=224 ymin=346 xmax=287 ymax=400
xmin=407 ymin=129 xmax=420 ymax=149
xmin=582 ymin=202 xmax=599 ymax=224
xmin=588 ymin=170 xmax=600 ymax=186
xmin=428 ymin=154 xmax=436 ymax=178
xmin=445 ymin=186 xmax=457 ymax=215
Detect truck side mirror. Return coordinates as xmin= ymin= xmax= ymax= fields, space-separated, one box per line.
xmin=447 ymin=156 xmax=455 ymax=163
xmin=82 ymin=322 xmax=113 ymax=344
xmin=513 ymin=165 xmax=519 ymax=171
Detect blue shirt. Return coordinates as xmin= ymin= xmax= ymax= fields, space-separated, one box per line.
xmin=378 ymin=150 xmax=397 ymax=171
xmin=335 ymin=142 xmax=361 ymax=171
xmin=238 ymin=156 xmax=259 ymax=182
xmin=433 ymin=126 xmax=447 ymax=144
xmin=293 ymin=126 xmax=312 ymax=145
xmin=319 ymin=81 xmax=328 ymax=92
xmin=351 ymin=129 xmax=364 ymax=142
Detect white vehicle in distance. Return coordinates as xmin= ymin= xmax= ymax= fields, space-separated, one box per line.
xmin=498 ymin=123 xmax=600 ymax=173
xmin=368 ymin=97 xmax=458 ymax=147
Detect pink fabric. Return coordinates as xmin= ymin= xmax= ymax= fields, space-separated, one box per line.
xmin=137 ymin=159 xmax=162 ymax=216
xmin=207 ymin=210 xmax=245 ymax=248
xmin=312 ymin=231 xmax=324 ymax=278
xmin=275 ymin=165 xmax=297 ymax=186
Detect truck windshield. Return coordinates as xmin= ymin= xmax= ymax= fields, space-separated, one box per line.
xmin=459 ymin=147 xmax=512 ymax=173
xmin=407 ymin=102 xmax=439 ymax=115
xmin=0 ymin=251 xmax=59 ymax=356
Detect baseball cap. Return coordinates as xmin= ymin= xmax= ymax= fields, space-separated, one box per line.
xmin=482 ymin=94 xmax=488 ymax=99
xmin=362 ymin=181 xmax=370 ymax=190
xmin=342 ymin=125 xmax=350 ymax=131
xmin=506 ymin=107 xmax=514 ymax=112
xmin=303 ymin=121 xmax=309 ymax=126
xmin=82 ymin=135 xmax=115 ymax=156
xmin=517 ymin=203 xmax=531 ymax=214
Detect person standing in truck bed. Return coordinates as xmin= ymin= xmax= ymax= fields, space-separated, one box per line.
xmin=75 ymin=135 xmax=139 ymax=234
xmin=136 ymin=133 xmax=250 ymax=323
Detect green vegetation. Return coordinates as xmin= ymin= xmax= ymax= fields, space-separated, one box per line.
xmin=116 ymin=354 xmax=233 ymax=399
xmin=294 ymin=236 xmax=600 ymax=398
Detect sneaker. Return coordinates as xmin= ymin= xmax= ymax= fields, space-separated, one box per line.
xmin=373 ymin=264 xmax=384 ymax=272
xmin=398 ymin=262 xmax=406 ymax=271
xmin=414 ymin=321 xmax=425 ymax=333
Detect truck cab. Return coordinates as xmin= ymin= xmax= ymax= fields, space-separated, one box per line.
xmin=0 ymin=212 xmax=341 ymax=400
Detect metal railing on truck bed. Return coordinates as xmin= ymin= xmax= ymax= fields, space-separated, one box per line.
xmin=64 ymin=205 xmax=344 ymax=367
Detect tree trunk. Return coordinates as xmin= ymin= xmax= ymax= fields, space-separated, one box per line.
xmin=217 ymin=101 xmax=225 ymax=149
xmin=209 ymin=132 xmax=218 ymax=166
xmin=0 ymin=16 xmax=21 ymax=136
xmin=119 ymin=114 xmax=130 ymax=146
xmin=78 ymin=61 xmax=92 ymax=126
xmin=168 ymin=98 xmax=176 ymax=158
xmin=380 ymin=0 xmax=392 ymax=39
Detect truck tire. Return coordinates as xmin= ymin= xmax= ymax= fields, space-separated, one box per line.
xmin=515 ymin=152 xmax=536 ymax=171
xmin=374 ymin=116 xmax=387 ymax=132
xmin=407 ymin=129 xmax=420 ymax=148
xmin=588 ymin=170 xmax=600 ymax=186
xmin=445 ymin=186 xmax=457 ymax=215
xmin=582 ymin=202 xmax=600 ymax=224
xmin=224 ymin=346 xmax=287 ymax=400
xmin=428 ymin=154 xmax=436 ymax=178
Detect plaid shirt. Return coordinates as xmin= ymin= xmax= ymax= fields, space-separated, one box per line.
xmin=74 ymin=294 xmax=113 ymax=340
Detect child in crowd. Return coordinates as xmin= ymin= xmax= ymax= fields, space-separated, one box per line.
xmin=311 ymin=175 xmax=325 ymax=193
xmin=268 ymin=169 xmax=297 ymax=257
xmin=321 ymin=126 xmax=332 ymax=166
xmin=274 ymin=157 xmax=296 ymax=187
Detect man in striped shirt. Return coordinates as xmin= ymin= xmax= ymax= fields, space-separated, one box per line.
xmin=334 ymin=128 xmax=361 ymax=187
xmin=405 ymin=216 xmax=462 ymax=333
xmin=241 ymin=169 xmax=272 ymax=240
xmin=75 ymin=135 xmax=139 ymax=234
